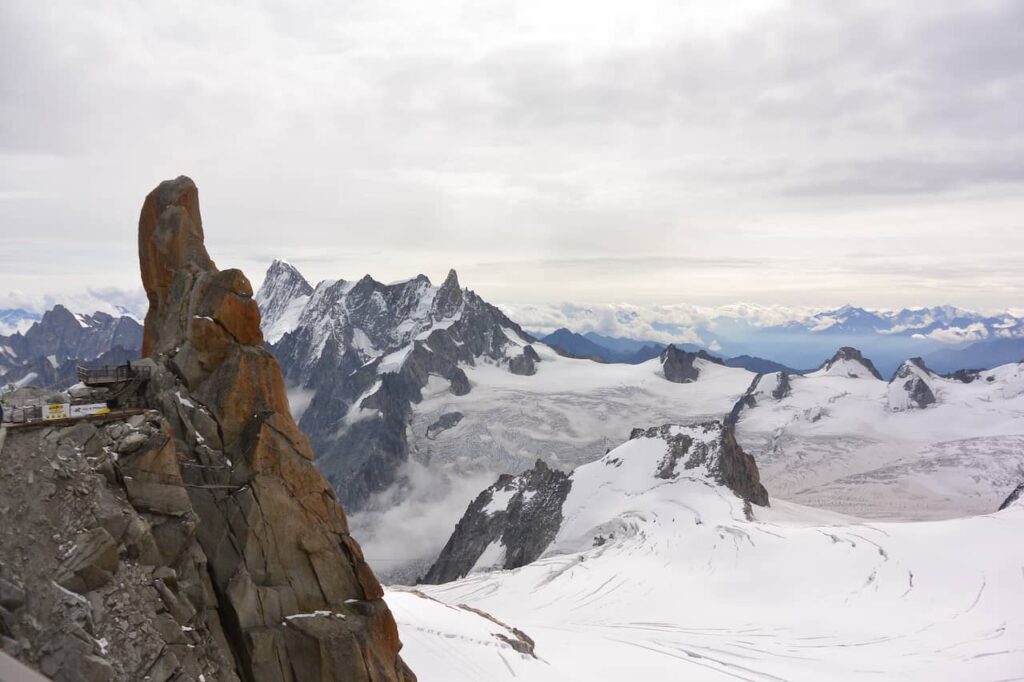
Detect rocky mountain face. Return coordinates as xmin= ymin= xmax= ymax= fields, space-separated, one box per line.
xmin=254 ymin=260 xmax=314 ymax=344
xmin=256 ymin=262 xmax=543 ymax=511
xmin=659 ymin=345 xmax=723 ymax=383
xmin=0 ymin=307 xmax=142 ymax=389
xmin=1000 ymin=482 xmax=1024 ymax=511
xmin=2 ymin=306 xmax=141 ymax=364
xmin=1 ymin=176 xmax=413 ymax=681
xmin=422 ymin=461 xmax=572 ymax=584
xmin=424 ymin=421 xmax=768 ymax=585
xmin=888 ymin=358 xmax=938 ymax=411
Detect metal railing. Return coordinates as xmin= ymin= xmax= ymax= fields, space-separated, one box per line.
xmin=76 ymin=364 xmax=151 ymax=385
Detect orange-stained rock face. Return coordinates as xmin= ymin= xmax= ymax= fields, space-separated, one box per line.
xmin=137 ymin=175 xmax=415 ymax=681
xmin=139 ymin=176 xmax=215 ymax=357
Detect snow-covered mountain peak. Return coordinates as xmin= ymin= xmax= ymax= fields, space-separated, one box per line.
xmin=260 ymin=261 xmax=543 ymax=511
xmin=811 ymin=346 xmax=884 ymax=380
xmin=255 ymin=259 xmax=314 ymax=343
xmin=887 ymin=357 xmax=939 ymax=411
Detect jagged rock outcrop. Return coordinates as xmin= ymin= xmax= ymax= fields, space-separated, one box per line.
xmin=425 ymin=412 xmax=464 ymax=440
xmin=726 ymin=372 xmax=791 ymax=427
xmin=659 ymin=345 xmax=723 ymax=383
xmin=629 ymin=423 xmax=769 ymax=508
xmin=424 ymin=421 xmax=769 ymax=584
xmin=135 ymin=175 xmax=413 ymax=681
xmin=815 ymin=347 xmax=883 ymax=380
xmin=422 ymin=460 xmax=572 ymax=584
xmin=508 ymin=345 xmax=540 ymax=376
xmin=944 ymin=368 xmax=984 ymax=384
xmin=258 ymin=260 xmax=540 ymax=511
xmin=888 ymin=358 xmax=938 ymax=411
xmin=999 ymin=482 xmax=1023 ymax=511
xmin=743 ymin=372 xmax=791 ymax=405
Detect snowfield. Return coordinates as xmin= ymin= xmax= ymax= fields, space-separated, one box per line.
xmin=355 ymin=348 xmax=756 ymax=581
xmin=736 ymin=364 xmax=1024 ymax=519
xmin=362 ymin=353 xmax=1024 ymax=582
xmin=411 ymin=344 xmax=753 ymax=473
xmin=387 ymin=431 xmax=1024 ymax=681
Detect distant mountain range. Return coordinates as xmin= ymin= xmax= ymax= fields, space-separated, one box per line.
xmin=0 ymin=308 xmax=40 ymax=336
xmin=539 ymin=329 xmax=666 ymax=364
xmin=507 ymin=303 xmax=1024 ymax=376
xmin=540 ymin=328 xmax=807 ymax=374
xmin=0 ymin=304 xmax=142 ymax=390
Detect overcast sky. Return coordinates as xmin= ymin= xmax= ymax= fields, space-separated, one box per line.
xmin=2 ymin=0 xmax=1023 ymax=313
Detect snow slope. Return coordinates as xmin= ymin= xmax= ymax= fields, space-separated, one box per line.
xmin=389 ymin=430 xmax=1024 ymax=681
xmin=352 ymin=348 xmax=756 ymax=580
xmin=736 ymin=362 xmax=1024 ymax=519
xmin=410 ymin=345 xmax=753 ymax=473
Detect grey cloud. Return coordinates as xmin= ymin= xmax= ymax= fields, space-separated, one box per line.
xmin=1 ymin=0 xmax=1024 ymax=311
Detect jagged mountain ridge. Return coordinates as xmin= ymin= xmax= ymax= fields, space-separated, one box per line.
xmin=507 ymin=302 xmax=1024 ymax=376
xmin=257 ymin=261 xmax=544 ymax=511
xmin=0 ymin=305 xmax=143 ymax=388
xmin=424 ymin=419 xmax=769 ymax=584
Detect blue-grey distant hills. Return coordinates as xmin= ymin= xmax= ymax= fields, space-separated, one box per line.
xmin=540 ymin=328 xmax=672 ymax=364
xmin=517 ymin=304 xmax=1024 ymax=377
xmin=540 ymin=328 xmax=805 ymax=373
xmin=0 ymin=304 xmax=143 ymax=389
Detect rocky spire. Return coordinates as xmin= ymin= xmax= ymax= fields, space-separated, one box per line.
xmin=138 ymin=176 xmax=414 ymax=681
